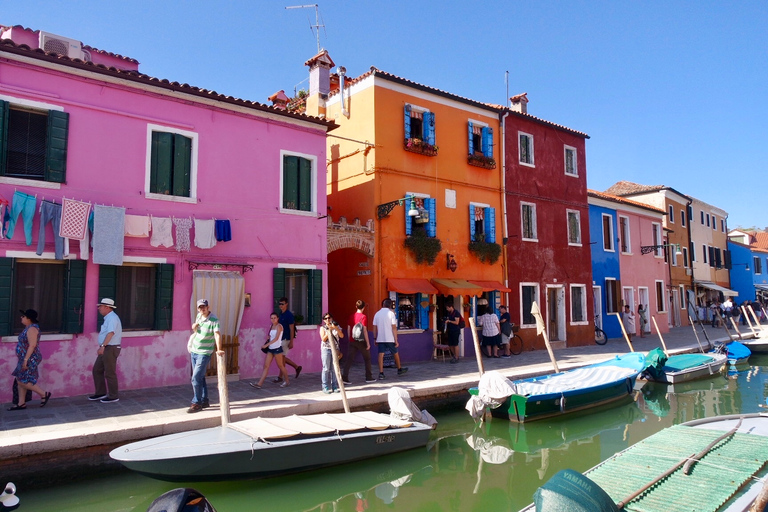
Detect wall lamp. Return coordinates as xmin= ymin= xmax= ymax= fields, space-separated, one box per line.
xmin=732 ymin=263 xmax=751 ymax=271
xmin=447 ymin=253 xmax=457 ymax=272
xmin=377 ymin=196 xmax=419 ymax=220
xmin=640 ymin=243 xmax=683 ymax=256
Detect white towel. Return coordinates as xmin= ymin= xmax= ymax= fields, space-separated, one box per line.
xmin=194 ymin=219 xmax=217 ymax=249
xmin=124 ymin=215 xmax=151 ymax=237
xmin=150 ymin=217 xmax=174 ymax=248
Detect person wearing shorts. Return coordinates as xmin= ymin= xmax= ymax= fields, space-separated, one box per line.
xmin=444 ymin=302 xmax=462 ymax=364
xmin=498 ymin=305 xmax=512 ymax=357
xmin=372 ymin=298 xmax=408 ymax=380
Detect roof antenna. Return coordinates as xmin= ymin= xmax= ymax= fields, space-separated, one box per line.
xmin=285 ymin=4 xmax=326 ymax=53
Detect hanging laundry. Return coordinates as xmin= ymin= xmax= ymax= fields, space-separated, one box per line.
xmin=5 ymin=191 xmax=36 ymax=245
xmin=150 ymin=217 xmax=173 ymax=248
xmin=1 ymin=202 xmax=9 ymax=238
xmin=37 ymin=201 xmax=64 ymax=259
xmin=215 ymin=219 xmax=232 ymax=242
xmin=124 ymin=214 xmax=151 ymax=237
xmin=173 ymin=217 xmax=192 ymax=252
xmin=59 ymin=198 xmax=92 ymax=240
xmin=194 ymin=219 xmax=217 ymax=249
xmin=80 ymin=211 xmax=94 ymax=260
xmin=93 ymin=205 xmax=125 ymax=266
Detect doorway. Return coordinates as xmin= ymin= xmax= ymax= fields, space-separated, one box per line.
xmin=546 ymin=286 xmax=565 ymax=342
xmin=671 ymin=288 xmax=681 ymax=327
xmin=593 ymin=286 xmax=603 ymax=328
xmin=638 ymin=287 xmax=650 ymax=333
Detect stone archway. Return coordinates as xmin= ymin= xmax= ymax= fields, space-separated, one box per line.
xmin=327 ymin=216 xmax=375 ymax=256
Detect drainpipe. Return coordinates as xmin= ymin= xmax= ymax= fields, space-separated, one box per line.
xmin=500 ymin=109 xmax=510 ymax=306
xmin=686 ymin=199 xmax=695 ymax=315
xmin=338 ymin=66 xmax=349 ymax=118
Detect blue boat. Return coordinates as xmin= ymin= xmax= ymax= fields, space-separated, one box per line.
xmin=712 ymin=340 xmax=751 ymax=365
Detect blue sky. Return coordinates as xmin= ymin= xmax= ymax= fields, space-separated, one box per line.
xmin=4 ymin=1 xmax=766 ymax=228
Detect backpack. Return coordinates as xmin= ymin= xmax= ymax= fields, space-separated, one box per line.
xmin=351 ymin=322 xmax=365 ymax=341
xmin=458 ymin=315 xmax=466 ymax=329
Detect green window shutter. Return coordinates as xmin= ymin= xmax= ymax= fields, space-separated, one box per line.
xmin=150 ymin=132 xmax=173 ymax=195
xmin=172 ymin=134 xmax=191 ymax=197
xmin=309 ymin=269 xmax=323 ymax=325
xmin=154 ymin=264 xmax=174 ymax=330
xmin=62 ymin=260 xmax=86 ymax=334
xmin=298 ymin=157 xmax=312 ymax=212
xmin=45 ymin=110 xmax=69 ymax=183
xmin=273 ymin=268 xmax=286 ymax=312
xmin=282 ymin=156 xmax=299 ymax=209
xmin=0 ymin=100 xmax=8 ymax=176
xmin=0 ymin=258 xmax=14 ymax=336
xmin=97 ymin=265 xmax=118 ymax=330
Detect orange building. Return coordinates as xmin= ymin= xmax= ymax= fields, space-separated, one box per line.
xmin=303 ymin=51 xmax=506 ymax=362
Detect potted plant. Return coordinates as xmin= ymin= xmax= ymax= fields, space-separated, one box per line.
xmin=468 ymin=235 xmax=502 ymax=264
xmin=404 ymin=229 xmax=442 ymax=265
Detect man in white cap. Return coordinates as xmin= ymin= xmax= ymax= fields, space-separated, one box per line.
xmin=90 ymin=298 xmax=122 ymax=403
xmin=187 ymin=299 xmax=223 ymax=413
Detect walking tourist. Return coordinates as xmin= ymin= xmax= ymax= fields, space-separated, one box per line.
xmin=343 ymin=300 xmax=375 ymax=384
xmin=444 ymin=302 xmax=462 ymax=363
xmin=638 ymin=304 xmax=648 ymax=338
xmin=90 ymin=298 xmax=122 ymax=403
xmin=372 ymin=298 xmax=407 ymax=380
xmin=319 ymin=313 xmax=343 ymax=393
xmin=498 ymin=305 xmax=512 ymax=357
xmin=251 ymin=313 xmax=289 ymax=389
xmin=277 ymin=298 xmax=302 ymax=381
xmin=8 ymin=309 xmax=51 ymax=410
xmin=479 ymin=305 xmax=501 ymax=358
xmin=621 ymin=304 xmax=635 ymax=341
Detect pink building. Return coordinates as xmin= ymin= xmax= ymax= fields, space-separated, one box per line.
xmin=0 ymin=26 xmax=335 ymax=401
xmin=589 ymin=191 xmax=670 ymax=337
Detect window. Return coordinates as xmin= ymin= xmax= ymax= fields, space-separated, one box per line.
xmin=687 ymin=205 xmax=693 ymax=221
xmin=706 ymin=214 xmax=710 ymax=227
xmin=605 ymin=278 xmax=621 ymax=313
xmin=570 ymin=285 xmax=587 ymax=324
xmin=701 ymin=211 xmax=705 ymax=225
xmin=564 ymin=146 xmax=577 ymax=176
xmin=404 ymin=105 xmax=435 ymax=144
xmin=406 ymin=196 xmax=436 ymax=237
xmin=714 ymin=248 xmax=722 ymax=268
xmin=567 ymin=210 xmax=581 ymax=245
xmin=709 ymin=246 xmax=717 ymax=268
xmin=671 ymin=246 xmax=678 ymax=266
xmin=602 ymin=214 xmax=615 ymax=251
xmin=395 ymin=293 xmax=430 ymax=330
xmin=145 ymin=125 xmax=198 ymax=202
xmin=98 ymin=264 xmax=174 ymax=331
xmin=655 ymin=280 xmax=666 ymax=313
xmin=619 ymin=215 xmax=630 ymax=253
xmin=521 ymin=202 xmax=537 ymax=241
xmin=467 ymin=121 xmax=493 ymax=157
xmin=470 ymin=204 xmax=496 ymax=242
xmin=0 ymin=99 xmax=69 ymax=184
xmin=652 ymin=223 xmax=662 ymax=257
xmin=690 ymin=241 xmax=696 ymax=262
xmin=680 ymin=285 xmax=686 ymax=309
xmin=682 ymin=246 xmax=689 ymax=267
xmin=273 ymin=268 xmax=322 ymax=325
xmin=711 ymin=215 xmax=716 ymax=230
xmin=518 ymin=132 xmax=534 ymax=166
xmin=681 ymin=210 xmax=686 ymax=227
xmin=721 ymin=219 xmax=726 ymax=232
xmin=281 ymin=151 xmax=317 ymax=214
xmin=520 ymin=283 xmax=539 ymax=326
xmin=668 ymin=205 xmax=674 ymax=223
xmin=703 ymin=244 xmax=708 ymax=264
xmin=0 ymin=258 xmax=84 ymax=335
xmin=755 ymin=257 xmax=762 ymax=275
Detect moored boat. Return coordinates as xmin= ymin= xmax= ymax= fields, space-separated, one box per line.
xmin=712 ymin=340 xmax=752 ymax=365
xmin=641 ymin=348 xmax=728 ymax=384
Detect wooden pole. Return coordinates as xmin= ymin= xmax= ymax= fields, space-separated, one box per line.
xmin=216 ymin=352 xmax=230 ymax=426
xmin=688 ymin=314 xmax=706 ymax=354
xmin=716 ymin=309 xmax=735 ymax=340
xmin=748 ymin=306 xmax=764 ymax=334
xmin=651 ymin=317 xmax=668 ymax=356
xmin=611 ymin=312 xmax=635 ymax=352
xmin=729 ymin=316 xmax=743 ymax=340
xmin=469 ymin=317 xmax=485 ymax=378
xmin=531 ymin=302 xmax=559 ymax=373
xmin=328 ymin=338 xmax=350 ymax=414
xmin=742 ymin=306 xmax=758 ymax=336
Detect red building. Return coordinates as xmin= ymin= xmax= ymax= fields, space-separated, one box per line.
xmin=503 ymin=94 xmax=593 ymax=349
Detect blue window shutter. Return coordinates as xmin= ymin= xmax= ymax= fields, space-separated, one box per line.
xmin=424 ymin=112 xmax=436 ymax=145
xmin=467 ymin=121 xmax=474 ymax=155
xmin=484 ymin=207 xmax=496 ymax=243
xmin=469 ymin=204 xmax=476 ymax=241
xmin=404 ymin=105 xmax=411 ymax=139
xmin=405 ymin=203 xmax=412 ymax=235
xmin=485 ymin=127 xmax=493 ymax=158
xmin=488 ymin=291 xmax=497 ymax=316
xmin=426 ymin=198 xmax=436 ymax=237
xmin=418 ymin=293 xmax=429 ymax=329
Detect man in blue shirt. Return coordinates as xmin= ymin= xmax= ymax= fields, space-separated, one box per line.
xmin=277 ymin=297 xmax=302 ymax=381
xmin=90 ymin=298 xmax=123 ymax=403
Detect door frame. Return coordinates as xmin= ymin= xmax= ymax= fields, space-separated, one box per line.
xmin=545 ymin=284 xmax=566 ymax=342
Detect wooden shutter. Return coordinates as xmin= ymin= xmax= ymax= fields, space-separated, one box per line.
xmin=172 ymin=134 xmax=191 ymax=197
xmin=62 ymin=260 xmax=86 ymax=334
xmin=150 ymin=132 xmax=173 ymax=195
xmin=708 ymin=246 xmax=715 ymax=267
xmin=0 ymin=258 xmax=13 ymax=336
xmin=426 ymin=198 xmax=436 ymax=237
xmin=484 ymin=207 xmax=496 ymax=243
xmin=481 ymin=126 xmax=490 ymax=157
xmin=0 ymin=100 xmax=8 ymax=176
xmin=488 ymin=291 xmax=497 ymax=316
xmin=469 ymin=204 xmax=476 ymax=241
xmin=298 ymin=157 xmax=312 ymax=212
xmin=154 ymin=263 xmax=174 ymax=330
xmin=273 ymin=268 xmax=286 ymax=312
xmin=467 ymin=121 xmax=474 ymax=155
xmin=405 ymin=199 xmax=412 ymax=236
xmin=97 ymin=265 xmax=117 ymax=330
xmin=404 ymin=105 xmax=411 ymax=139
xmin=723 ymin=250 xmax=732 ymax=270
xmin=45 ymin=110 xmax=69 ymax=183
xmin=417 ymin=293 xmax=429 ymax=329
xmin=424 ymin=112 xmax=436 ymax=145
xmin=309 ymin=269 xmax=323 ymax=325
xmin=282 ymin=156 xmax=298 ymax=210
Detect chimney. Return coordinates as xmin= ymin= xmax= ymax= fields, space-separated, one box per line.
xmin=510 ymin=92 xmax=529 ymax=114
xmin=304 ymin=50 xmax=335 ymax=117
xmin=268 ymin=90 xmax=290 ymax=110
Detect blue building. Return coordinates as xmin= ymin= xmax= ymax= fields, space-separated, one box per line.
xmin=588 ymin=195 xmax=623 ymax=339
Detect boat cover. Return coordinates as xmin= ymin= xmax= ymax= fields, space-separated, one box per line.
xmin=388 ymin=387 xmax=437 ymax=428
xmin=513 ymin=366 xmax=637 ymax=397
xmin=465 ymin=371 xmax=517 ymax=420
xmin=228 ymin=412 xmax=415 ymax=441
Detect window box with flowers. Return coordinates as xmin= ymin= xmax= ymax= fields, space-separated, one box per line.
xmin=467 ymin=154 xmax=496 ymax=169
xmin=404 ymin=228 xmax=442 ymax=265
xmin=404 ymin=138 xmax=439 ymax=157
xmin=468 ymin=236 xmax=502 ymax=264
xmin=467 ymin=122 xmax=494 ymax=168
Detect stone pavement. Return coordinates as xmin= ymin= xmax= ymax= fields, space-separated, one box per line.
xmin=0 ymin=323 xmax=744 ymax=467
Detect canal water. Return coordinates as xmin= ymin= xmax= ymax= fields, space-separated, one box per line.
xmin=20 ymin=355 xmax=768 ymax=511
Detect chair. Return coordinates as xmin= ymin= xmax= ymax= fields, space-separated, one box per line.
xmin=433 ymin=331 xmax=451 ymax=362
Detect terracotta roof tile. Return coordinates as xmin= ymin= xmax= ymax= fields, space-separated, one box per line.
xmin=587 ymin=189 xmax=666 ymax=214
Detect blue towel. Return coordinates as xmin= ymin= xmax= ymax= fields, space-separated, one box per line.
xmin=92 ymin=205 xmax=125 ymax=265
xmin=215 ymin=219 xmax=232 ymax=242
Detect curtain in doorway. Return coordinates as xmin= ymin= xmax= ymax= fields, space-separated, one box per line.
xmin=191 ymin=271 xmax=245 ymax=336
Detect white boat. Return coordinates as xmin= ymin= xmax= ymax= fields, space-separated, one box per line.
xmin=641 ymin=352 xmax=728 ymax=384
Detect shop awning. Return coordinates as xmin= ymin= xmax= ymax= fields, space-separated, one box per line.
xmin=387 ymin=278 xmax=439 ymax=294
xmin=694 ymin=281 xmax=739 ymax=297
xmin=431 ymin=279 xmax=484 ymax=296
xmin=469 ymin=280 xmax=512 ymax=292
xmin=754 ymin=284 xmax=768 ymax=291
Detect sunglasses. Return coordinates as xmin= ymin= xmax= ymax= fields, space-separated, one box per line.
xmin=323 ymin=316 xmax=332 ymax=320
xmin=279 ymin=303 xmax=287 ymax=306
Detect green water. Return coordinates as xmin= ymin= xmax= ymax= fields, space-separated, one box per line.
xmin=20 ymin=355 xmax=768 ymax=511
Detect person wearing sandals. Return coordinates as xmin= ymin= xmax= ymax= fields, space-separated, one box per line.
xmin=319 ymin=313 xmax=343 ymax=393
xmin=187 ymin=299 xmax=224 ymax=413
xmin=251 ymin=313 xmax=289 ymax=389
xmin=8 ymin=309 xmax=51 ymax=410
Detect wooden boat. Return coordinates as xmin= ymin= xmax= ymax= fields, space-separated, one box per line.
xmin=641 ymin=352 xmax=728 ymax=384
xmin=712 ymin=340 xmax=752 ymax=365
xmin=742 ymin=334 xmax=768 ymax=354
xmin=526 ymin=413 xmax=768 ymax=512
xmin=110 ymin=411 xmax=433 ymax=481
xmin=467 ymin=352 xmax=646 ymax=423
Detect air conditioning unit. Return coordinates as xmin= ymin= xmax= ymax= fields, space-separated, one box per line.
xmin=685 ymin=268 xmax=692 ymax=276
xmin=39 ymin=31 xmax=90 ymax=61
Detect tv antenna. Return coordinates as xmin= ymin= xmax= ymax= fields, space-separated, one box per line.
xmin=285 ymin=4 xmax=326 ymax=53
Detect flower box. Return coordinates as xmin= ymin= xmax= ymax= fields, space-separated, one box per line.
xmin=467 ymin=154 xmax=496 ymax=169
xmin=404 ymin=138 xmax=439 ymax=157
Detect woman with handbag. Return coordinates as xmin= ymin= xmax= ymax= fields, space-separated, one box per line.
xmin=8 ymin=309 xmax=51 ymax=410
xmin=250 ymin=313 xmax=289 ymax=389
xmin=319 ymin=313 xmax=343 ymax=394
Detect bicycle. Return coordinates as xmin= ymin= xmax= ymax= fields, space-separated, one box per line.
xmin=508 ymin=324 xmax=523 ymax=355
xmin=595 ymin=315 xmax=609 ymax=345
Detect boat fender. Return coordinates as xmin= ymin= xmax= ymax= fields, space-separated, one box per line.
xmin=0 ymin=482 xmax=19 ymax=510
xmin=147 ymin=488 xmax=216 ymax=512
xmin=533 ymin=469 xmax=619 ymax=512
xmin=559 ymin=394 xmax=566 ymax=413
